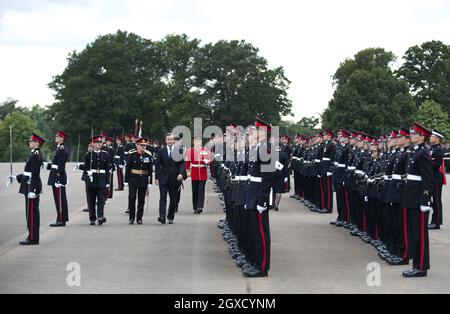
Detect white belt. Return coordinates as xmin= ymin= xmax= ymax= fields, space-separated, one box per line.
xmin=124 ymin=152 xmax=129 ymax=155
xmin=92 ymin=170 xmax=106 ymax=174
xmin=407 ymin=174 xmax=422 ymax=182
xmin=314 ymin=159 xmax=321 ymax=163
xmin=392 ymin=174 xmax=402 ymax=180
xmin=348 ymin=167 xmax=356 ymax=171
xmin=51 ymin=165 xmax=59 ymax=170
xmin=322 ymin=158 xmax=331 ymax=161
xmin=355 ymin=170 xmax=365 ymax=175
xmin=114 ymin=155 xmax=121 ymax=159
xmin=292 ymin=157 xmax=300 ymax=161
xmin=383 ymin=175 xmax=391 ymax=181
xmin=367 ymin=179 xmax=375 ymax=183
xmin=338 ymin=164 xmax=346 ymax=168
xmin=23 ymin=171 xmax=32 ymax=177
xmin=334 ymin=162 xmax=339 ymax=166
xmin=249 ymin=176 xmax=262 ymax=183
xmin=191 ymin=164 xmax=207 ymax=168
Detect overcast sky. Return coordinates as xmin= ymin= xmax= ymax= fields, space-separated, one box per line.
xmin=1 ymin=0 xmax=449 ymax=121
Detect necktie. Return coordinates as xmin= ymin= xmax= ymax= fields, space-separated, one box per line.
xmin=169 ymin=147 xmax=172 ymax=159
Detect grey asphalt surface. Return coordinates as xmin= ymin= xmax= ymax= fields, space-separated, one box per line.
xmin=0 ymin=162 xmax=449 ymax=294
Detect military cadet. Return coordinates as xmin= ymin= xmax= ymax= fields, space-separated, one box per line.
xmin=114 ymin=136 xmax=126 ymax=191
xmin=101 ymin=133 xmax=116 ymax=199
xmin=281 ymin=135 xmax=292 ymax=194
xmin=428 ymin=129 xmax=446 ymax=230
xmin=124 ymin=138 xmax=153 ymax=225
xmin=81 ymin=143 xmax=92 ymax=213
xmin=185 ymin=136 xmax=212 ymax=214
xmin=242 ymin=117 xmax=276 ymax=278
xmin=331 ymin=130 xmax=351 ymax=226
xmin=272 ymin=138 xmax=290 ymax=211
xmin=77 ymin=135 xmax=111 ymax=226
xmin=45 ymin=129 xmax=70 ymax=227
xmin=8 ymin=133 xmax=45 ymax=245
xmin=123 ymin=133 xmax=136 ymax=214
xmin=381 ymin=128 xmax=410 ymax=265
xmin=319 ymin=130 xmax=337 ymax=214
xmin=402 ymin=123 xmax=434 ymax=278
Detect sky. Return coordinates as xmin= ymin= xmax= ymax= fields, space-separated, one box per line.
xmin=1 ymin=0 xmax=450 ymax=121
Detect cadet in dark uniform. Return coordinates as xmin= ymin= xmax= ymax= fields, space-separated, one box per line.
xmin=125 ymin=138 xmax=153 ymax=225
xmin=402 ymin=123 xmax=433 ymax=278
xmin=77 ymin=135 xmax=111 ymax=226
xmin=429 ymin=129 xmax=446 ymax=230
xmin=319 ymin=130 xmax=337 ymax=214
xmin=331 ymin=130 xmax=351 ymax=226
xmin=46 ymin=130 xmax=70 ymax=227
xmin=114 ymin=136 xmax=125 ymax=191
xmin=9 ymin=133 xmax=45 ymax=245
xmin=243 ymin=117 xmax=276 ymax=278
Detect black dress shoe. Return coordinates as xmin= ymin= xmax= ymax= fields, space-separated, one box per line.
xmin=20 ymin=239 xmax=39 ymax=246
xmin=125 ymin=210 xmax=130 ymax=214
xmin=83 ymin=208 xmax=89 ymax=212
xmin=137 ymin=220 xmax=143 ymax=225
xmin=428 ymin=224 xmax=441 ymax=230
xmin=97 ymin=217 xmax=107 ymax=226
xmin=90 ymin=221 xmax=96 ymax=226
xmin=158 ymin=217 xmax=166 ymax=224
xmin=168 ymin=220 xmax=174 ymax=225
xmin=129 ymin=219 xmax=135 ymax=225
xmin=330 ymin=221 xmax=337 ymax=225
xmin=243 ymin=268 xmax=268 ymax=278
xmin=50 ymin=222 xmax=66 ymax=227
xmin=403 ymin=269 xmax=427 ymax=278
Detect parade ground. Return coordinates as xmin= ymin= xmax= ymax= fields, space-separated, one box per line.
xmin=0 ymin=163 xmax=449 ymax=294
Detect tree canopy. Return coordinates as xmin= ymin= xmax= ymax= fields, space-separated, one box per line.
xmin=47 ymin=31 xmax=292 ymax=140
xmin=322 ymin=48 xmax=417 ymax=135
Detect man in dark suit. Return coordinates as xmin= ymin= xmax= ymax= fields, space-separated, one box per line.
xmin=155 ymin=133 xmax=186 ymax=224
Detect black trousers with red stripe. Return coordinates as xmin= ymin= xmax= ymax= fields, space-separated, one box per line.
xmin=52 ymin=186 xmax=69 ymax=223
xmin=116 ymin=167 xmax=124 ymax=191
xmin=432 ymin=184 xmax=443 ymax=226
xmin=320 ymin=175 xmax=334 ymax=212
xmin=250 ymin=209 xmax=271 ymax=274
xmin=25 ymin=196 xmax=40 ymax=242
xmin=407 ymin=208 xmax=430 ymax=271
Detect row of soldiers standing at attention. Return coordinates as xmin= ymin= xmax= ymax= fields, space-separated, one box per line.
xmin=289 ymin=122 xmax=447 ymax=278
xmin=214 ymin=117 xmax=281 ymax=278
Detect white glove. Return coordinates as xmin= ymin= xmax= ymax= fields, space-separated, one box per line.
xmin=257 ymin=205 xmax=267 ymax=214
xmin=327 ymin=172 xmax=333 ymax=177
xmin=8 ymin=175 xmax=16 ymax=183
xmin=420 ymin=206 xmax=432 ymax=213
xmin=317 ymin=175 xmax=322 ymax=178
xmin=28 ymin=192 xmax=37 ymax=199
xmin=119 ymin=165 xmax=125 ymax=169
xmin=284 ymin=178 xmax=288 ymax=183
xmin=106 ymin=184 xmax=110 ymax=189
xmin=43 ymin=162 xmax=49 ymax=168
xmin=124 ymin=183 xmax=129 ymax=187
xmin=147 ymin=184 xmax=152 ymax=189
xmin=364 ymin=196 xmax=369 ymax=202
xmin=54 ymin=183 xmax=62 ymax=189
xmin=204 ymin=160 xmax=210 ymax=165
xmin=87 ymin=170 xmax=93 ymax=177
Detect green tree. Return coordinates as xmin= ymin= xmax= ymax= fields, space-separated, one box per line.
xmin=0 ymin=99 xmax=21 ymax=120
xmin=48 ymin=30 xmax=148 ymax=141
xmin=194 ymin=40 xmax=292 ymax=128
xmin=322 ymin=48 xmax=416 ymax=134
xmin=0 ymin=112 xmax=41 ymax=162
xmin=397 ymin=41 xmax=450 ymax=117
xmin=416 ymin=100 xmax=450 ymax=138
